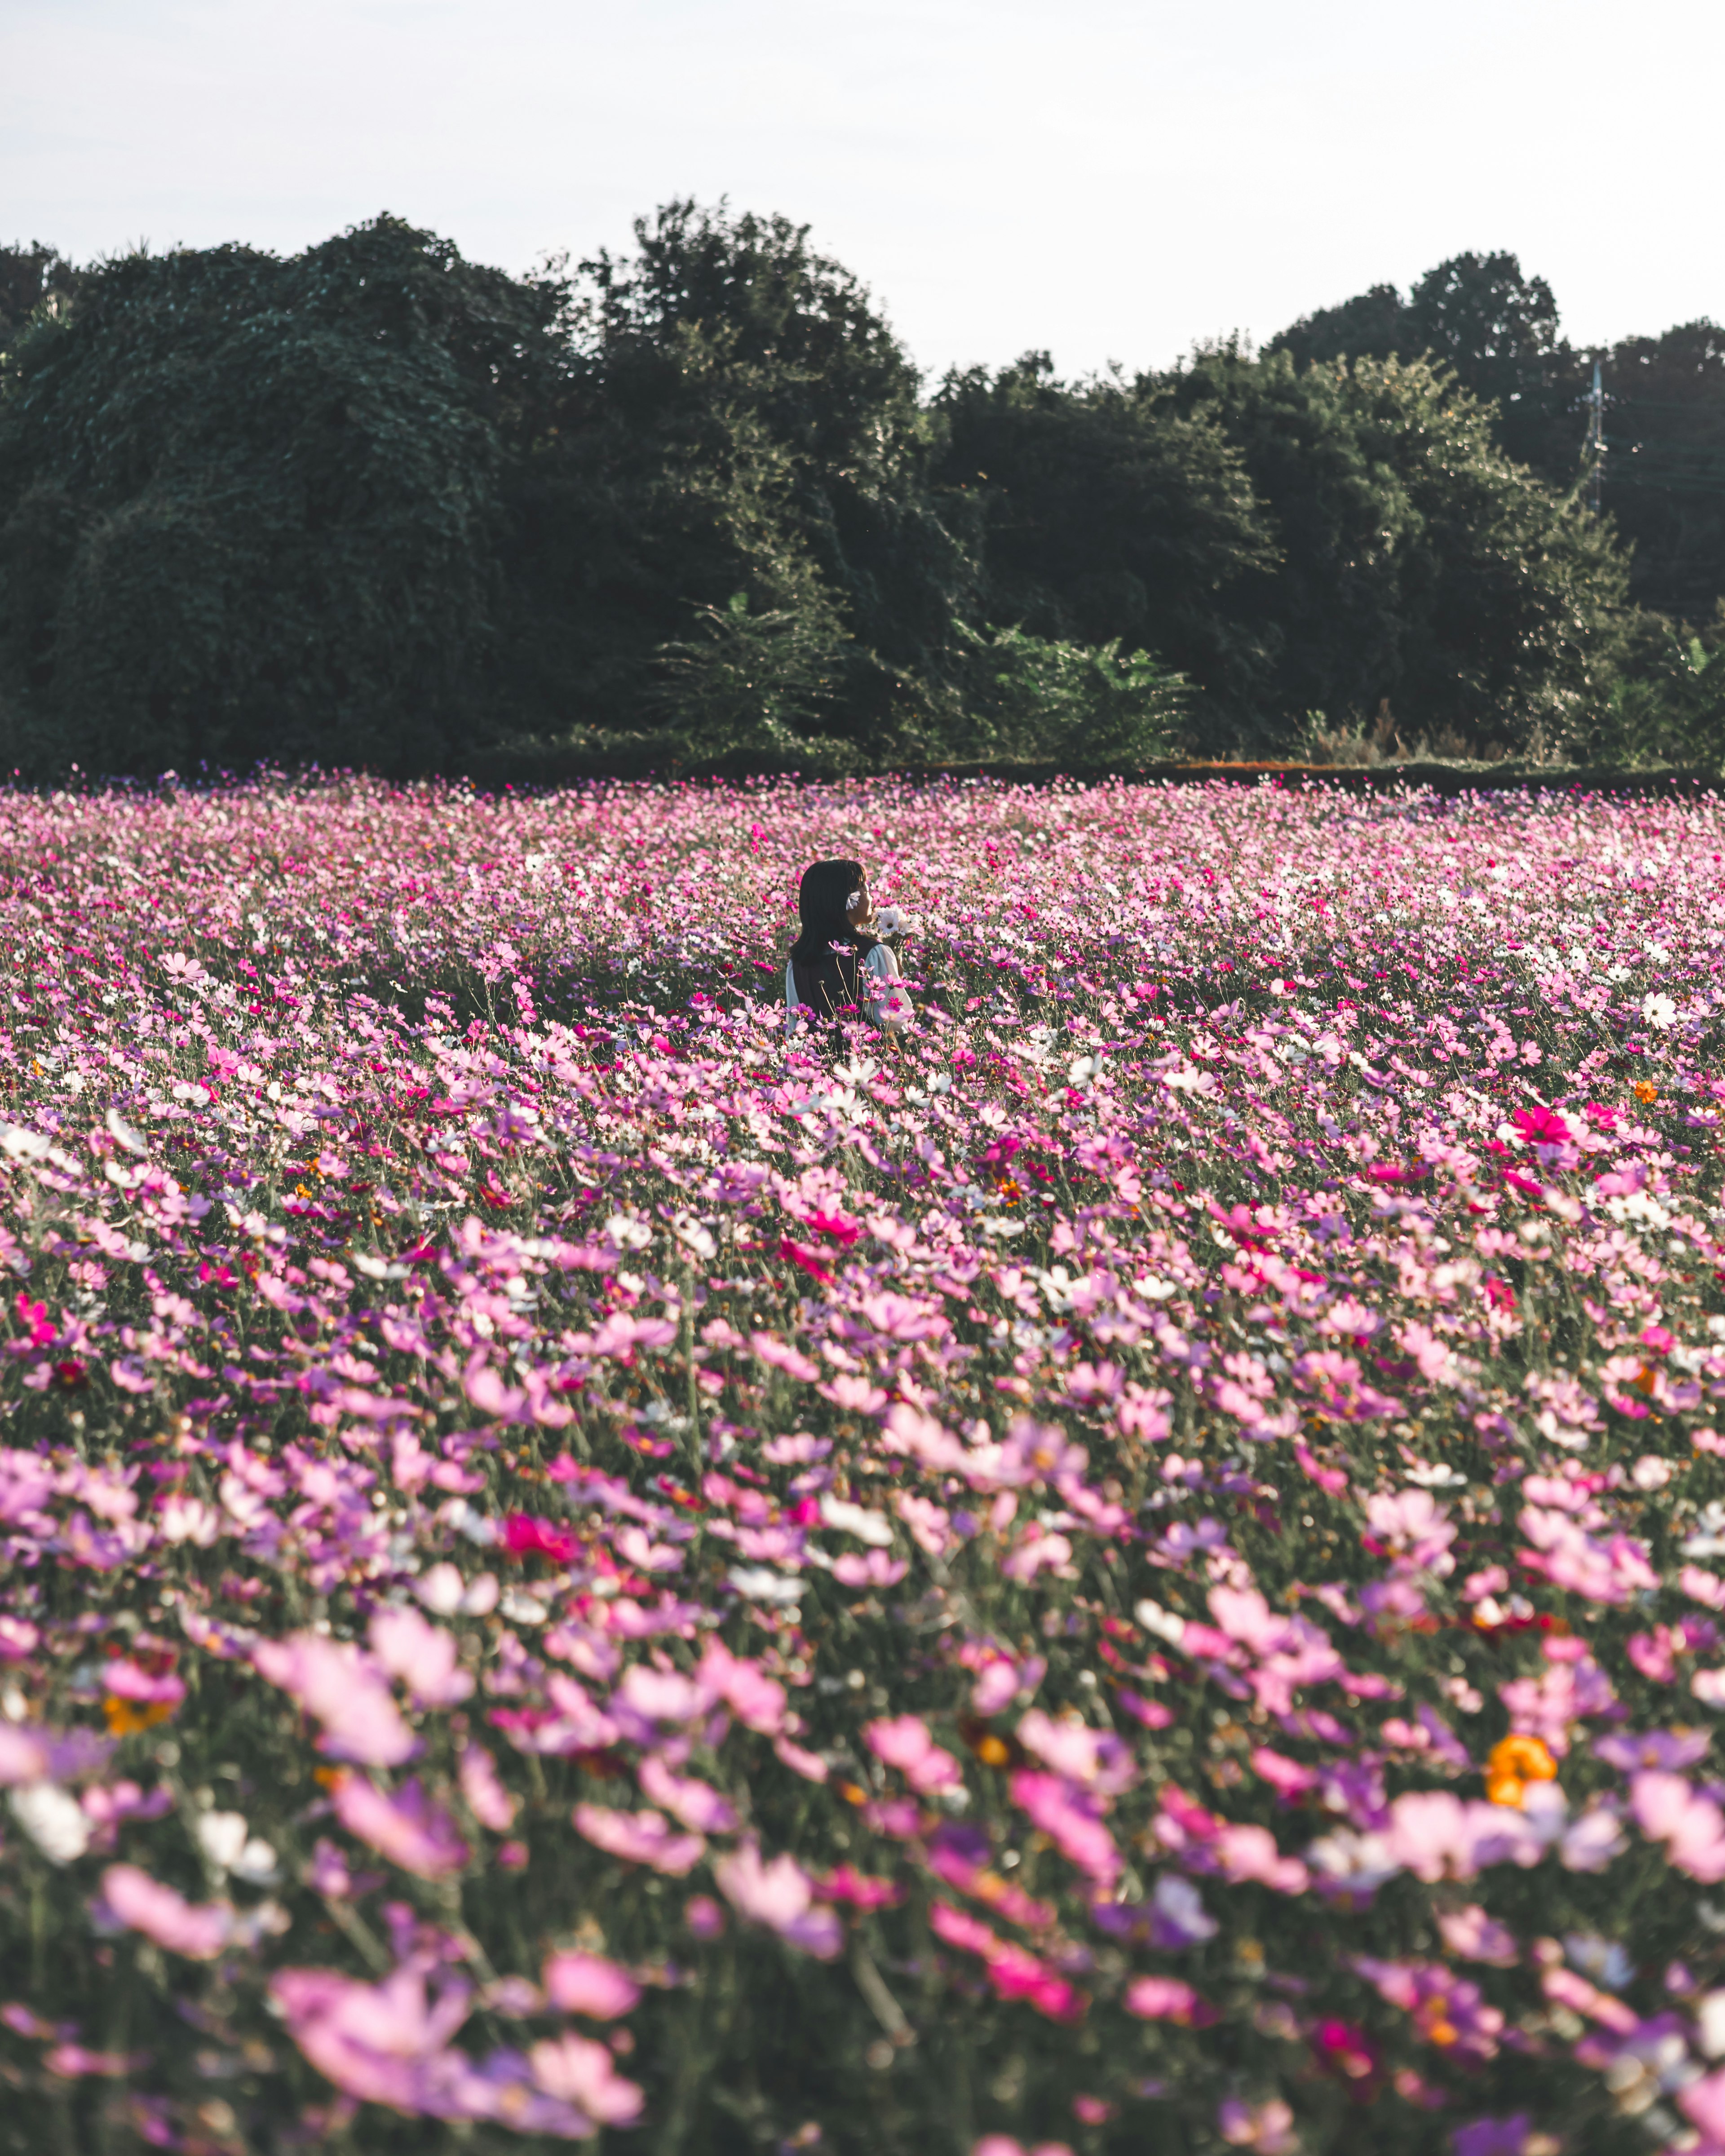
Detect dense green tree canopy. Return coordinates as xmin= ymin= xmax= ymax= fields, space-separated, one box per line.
xmin=0 ymin=208 xmax=1714 ymax=774
xmin=0 ymin=219 xmax=569 ymax=774
xmin=497 ymin=200 xmax=974 ymax=751
xmin=1271 ymin=251 xmax=1586 ymax=483
xmin=932 ymin=354 xmax=1276 ymax=717
xmin=1601 ymin=321 xmax=1725 ymax=620
xmin=0 ymin=242 xmax=78 ymax=349
xmin=1148 ymin=346 xmax=1628 ymax=750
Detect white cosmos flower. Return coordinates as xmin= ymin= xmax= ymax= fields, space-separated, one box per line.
xmin=727 ymin=1567 xmax=803 ymax=1606
xmin=10 ymin=1783 xmax=90 ymax=1865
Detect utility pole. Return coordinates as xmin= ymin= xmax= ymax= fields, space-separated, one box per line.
xmin=1585 ymin=353 xmax=1606 ymax=516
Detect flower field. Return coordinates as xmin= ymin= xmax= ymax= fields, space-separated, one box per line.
xmin=5 ymin=772 xmax=1725 ymax=2156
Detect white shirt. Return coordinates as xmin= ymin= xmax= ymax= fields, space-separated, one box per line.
xmin=785 ymin=943 xmax=911 ymax=1032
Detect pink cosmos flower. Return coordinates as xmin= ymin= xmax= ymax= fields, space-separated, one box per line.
xmin=1217 ymin=2098 xmax=1298 ymax=2153
xmin=1251 ymin=1748 xmax=1319 ymax=1802
xmin=527 ymin=2034 xmax=644 ymax=2125
xmin=1124 ymin=1976 xmax=1215 ymax=2025
xmin=1211 ymin=1824 xmax=1309 ymax=1895
xmin=714 ymin=1842 xmax=843 ymax=1959
xmin=812 ymin=1864 xmax=905 ymax=1911
xmin=865 ymin=1714 xmax=963 ymax=1795
xmin=931 ymin=1903 xmax=1084 ymax=2021
xmin=572 ymin=1803 xmax=706 ymax=1876
xmin=542 ymin=1950 xmax=641 ymax=2020
xmin=269 ymin=1966 xmax=477 ymax=2116
xmin=697 ymin=1638 xmax=787 ymax=1735
xmin=833 ymin=1549 xmax=910 ymax=1588
xmin=101 ymin=1658 xmax=186 ymax=1709
xmin=931 ymin=1900 xmax=997 ymax=1957
xmin=1438 ymin=1904 xmax=1520 ymax=1966
xmin=1364 ymin=1488 xmax=1456 ymax=1572
xmin=685 ymin=1895 xmax=726 ymax=1940
xmin=1353 ymin=1955 xmax=1505 ymax=2061
xmin=1016 ymin=1709 xmax=1137 ymax=1794
xmin=1009 ymin=1771 xmax=1122 ymax=1891
xmin=501 ymin=1513 xmax=581 ymax=1564
xmin=638 ymin=1754 xmax=739 ymax=1833
xmin=369 ymin=1606 xmax=473 ymax=1709
xmin=772 ymin=1735 xmax=829 ymax=1783
xmin=332 ymin=1775 xmax=469 ymax=1880
xmin=80 ymin=1780 xmax=173 ymax=1828
xmin=1681 ymin=2070 xmax=1725 ymax=2143
xmin=1630 ymin=1771 xmax=1725 ymax=1881
xmin=1383 ymin=1790 xmax=1479 ymax=1882
xmin=43 ymin=2043 xmax=149 ymax=2079
xmin=985 ymin=1941 xmax=1086 ymax=2023
xmin=614 ymin=1662 xmax=713 ymax=1730
xmin=457 ymin=1744 xmax=518 ymax=1833
xmin=252 ymin=1632 xmax=419 ymax=1768
xmin=96 ymin=1865 xmax=234 ymax=1960
xmin=880 ymin=1402 xmax=972 ymax=1475
xmin=1498 ymin=1652 xmax=1617 ymax=1755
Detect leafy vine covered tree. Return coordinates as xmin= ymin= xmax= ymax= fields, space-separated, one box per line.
xmin=0 ymin=219 xmax=569 ymax=775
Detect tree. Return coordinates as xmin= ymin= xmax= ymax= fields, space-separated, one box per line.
xmin=1270 ymin=284 xmax=1406 ymax=373
xmin=1600 ymin=321 xmax=1725 ymax=621
xmin=1147 ymin=347 xmax=1631 ymax=752
xmin=650 ymin=589 xmax=852 ymax=759
xmin=495 ymin=201 xmax=977 ymax=750
xmin=1270 ymin=252 xmax=1586 ymax=484
xmin=1404 ymin=252 xmax=1586 ymax=480
xmin=0 ymin=242 xmax=77 ymax=351
xmin=0 ymin=219 xmax=569 ymax=775
xmin=932 ymin=354 xmax=1276 ymax=730
xmin=953 ymin=621 xmax=1187 ymax=762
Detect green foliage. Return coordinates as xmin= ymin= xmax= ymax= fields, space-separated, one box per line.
xmin=0 ymin=219 xmax=570 ymax=775
xmin=1270 ymin=250 xmax=1586 ymax=483
xmin=496 ymin=201 xmax=977 ymax=753
xmin=1583 ymin=601 xmax=1725 ymax=765
xmin=933 ymin=354 xmax=1275 ymax=724
xmin=1148 ymin=347 xmax=1632 ymax=753
xmin=953 ymin=620 xmax=1187 ymax=762
xmin=0 ymin=240 xmax=78 ymax=351
xmin=0 ymin=208 xmax=1720 ymax=775
xmin=1601 ymin=322 xmax=1725 ymax=620
xmin=649 ymin=588 xmax=855 ymax=759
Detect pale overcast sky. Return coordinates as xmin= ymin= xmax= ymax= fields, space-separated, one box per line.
xmin=3 ymin=0 xmax=1717 ymax=384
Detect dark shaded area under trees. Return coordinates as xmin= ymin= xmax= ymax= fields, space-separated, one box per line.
xmin=0 ymin=209 xmax=1721 ymax=779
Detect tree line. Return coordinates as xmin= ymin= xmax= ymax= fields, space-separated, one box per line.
xmin=0 ymin=208 xmax=1721 ymax=778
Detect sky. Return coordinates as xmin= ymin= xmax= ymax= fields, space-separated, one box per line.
xmin=3 ymin=0 xmax=1719 ymax=385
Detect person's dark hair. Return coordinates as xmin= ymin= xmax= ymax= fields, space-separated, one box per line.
xmin=789 ymin=857 xmax=876 ymax=1020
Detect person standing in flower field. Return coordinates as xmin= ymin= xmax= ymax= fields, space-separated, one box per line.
xmin=785 ymin=858 xmax=912 ymax=1038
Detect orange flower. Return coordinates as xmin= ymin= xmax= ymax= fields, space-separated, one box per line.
xmin=103 ymin=1696 xmax=173 ymax=1737
xmin=1634 ymin=1081 xmax=1659 ymax=1105
xmin=1485 ymin=1733 xmax=1557 ymax=1808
